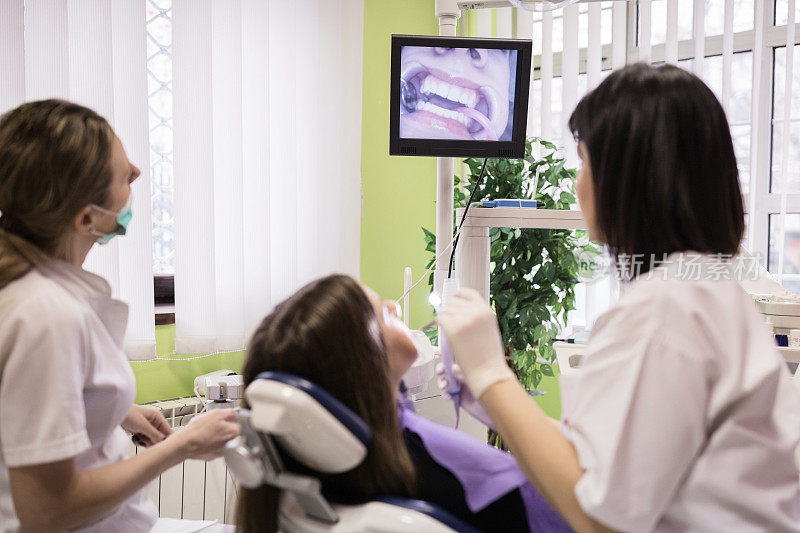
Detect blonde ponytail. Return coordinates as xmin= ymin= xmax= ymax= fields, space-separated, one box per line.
xmin=0 ymin=227 xmax=49 ymax=290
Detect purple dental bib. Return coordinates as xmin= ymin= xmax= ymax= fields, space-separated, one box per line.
xmin=398 ymin=405 xmax=573 ymax=532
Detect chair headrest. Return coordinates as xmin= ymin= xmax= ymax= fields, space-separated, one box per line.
xmin=245 ymin=371 xmax=372 ymax=473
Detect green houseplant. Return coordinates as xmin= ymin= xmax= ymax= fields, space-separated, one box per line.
xmin=423 ymin=138 xmax=599 ymax=395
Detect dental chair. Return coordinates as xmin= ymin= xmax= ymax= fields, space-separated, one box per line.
xmin=223 ymin=372 xmax=480 ymax=533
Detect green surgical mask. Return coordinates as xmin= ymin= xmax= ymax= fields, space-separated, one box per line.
xmin=90 ymin=193 xmax=133 ymax=245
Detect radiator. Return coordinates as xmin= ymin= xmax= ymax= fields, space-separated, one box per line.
xmin=127 ymin=396 xmax=239 ymax=525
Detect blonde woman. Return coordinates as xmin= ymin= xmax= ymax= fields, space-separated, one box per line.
xmin=0 ymin=100 xmax=240 ymax=532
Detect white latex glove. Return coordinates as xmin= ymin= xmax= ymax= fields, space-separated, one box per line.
xmin=436 ymin=362 xmax=496 ymax=430
xmin=437 ymin=288 xmax=516 ymax=399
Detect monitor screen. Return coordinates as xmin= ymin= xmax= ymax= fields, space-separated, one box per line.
xmin=399 ymin=46 xmax=517 ymax=142
xmin=390 ymin=35 xmax=531 ymax=158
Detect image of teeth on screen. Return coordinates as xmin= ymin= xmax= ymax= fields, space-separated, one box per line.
xmin=399 ymin=46 xmax=517 ymax=142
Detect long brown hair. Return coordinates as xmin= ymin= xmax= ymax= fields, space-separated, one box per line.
xmin=0 ymin=99 xmax=115 ymax=289
xmin=237 ymin=274 xmax=416 ymax=533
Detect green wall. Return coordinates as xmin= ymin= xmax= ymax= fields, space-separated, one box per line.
xmin=359 ymin=0 xmax=439 ymax=331
xmin=131 ymin=325 xmax=245 ymax=404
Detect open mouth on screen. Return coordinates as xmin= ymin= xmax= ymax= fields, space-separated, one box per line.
xmin=400 ymin=62 xmax=501 ymax=141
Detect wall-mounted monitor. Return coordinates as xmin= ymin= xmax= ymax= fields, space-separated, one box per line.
xmin=389 ymin=34 xmax=532 ymax=159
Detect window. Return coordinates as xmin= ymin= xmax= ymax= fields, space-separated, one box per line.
xmin=145 ymin=2 xmax=800 ymax=320
xmin=520 ymin=4 xmax=619 ymax=330
xmin=146 ymin=0 xmax=175 ymax=322
xmin=638 ymin=1 xmax=755 ymax=192
xmin=768 ymin=39 xmax=800 ymax=292
xmin=529 ymin=3 xmax=616 ymax=144
xmin=532 ymin=2 xmax=615 ymax=55
xmin=514 ymin=1 xmax=800 ymax=330
xmin=636 ymin=1 xmax=800 ymax=293
xmin=146 ymin=0 xmax=175 ymax=276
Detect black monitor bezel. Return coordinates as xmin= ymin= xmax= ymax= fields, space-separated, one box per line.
xmin=389 ymin=34 xmax=532 ymax=159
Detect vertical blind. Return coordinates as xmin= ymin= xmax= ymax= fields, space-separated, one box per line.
xmin=0 ymin=0 xmax=364 ymax=358
xmin=694 ymin=0 xmax=706 ymax=75
xmin=542 ymin=12 xmax=555 ymax=139
xmin=171 ymin=0 xmax=363 ymax=354
xmin=776 ymin=0 xmax=794 ymax=281
xmin=750 ymin=0 xmax=766 ymax=259
xmin=666 ymin=0 xmax=679 ymax=63
xmin=0 ymin=0 xmax=156 ymax=360
xmin=722 ymin=0 xmax=734 ymax=114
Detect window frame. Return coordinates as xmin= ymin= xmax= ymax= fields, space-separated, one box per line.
xmin=147 ymin=0 xmax=176 ymax=324
xmin=623 ymin=3 xmax=800 ymax=282
xmin=746 ymin=8 xmax=800 ymax=284
xmin=524 ymin=1 xmax=800 ymax=329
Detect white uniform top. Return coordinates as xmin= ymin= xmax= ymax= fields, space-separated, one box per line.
xmin=0 ymin=259 xmax=157 ymax=532
xmin=560 ymin=252 xmax=800 ymax=532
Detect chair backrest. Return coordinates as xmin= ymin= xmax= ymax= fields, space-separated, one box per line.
xmin=224 ymin=372 xmax=373 ymax=523
xmin=224 ymin=372 xmax=480 ymax=533
xmin=246 ymin=371 xmax=371 ymax=473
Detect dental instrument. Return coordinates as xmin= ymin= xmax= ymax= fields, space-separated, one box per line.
xmin=131 ymin=433 xmax=149 ymax=448
xmin=403 ymin=267 xmax=412 ymax=327
xmin=428 ymin=278 xmax=463 ymax=426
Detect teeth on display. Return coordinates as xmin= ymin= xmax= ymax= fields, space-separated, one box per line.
xmin=420 ymin=75 xmax=478 ymax=108
xmin=416 ymin=100 xmax=471 ymax=127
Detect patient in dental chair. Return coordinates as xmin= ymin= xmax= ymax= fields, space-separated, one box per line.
xmin=236 ymin=274 xmax=572 ymax=533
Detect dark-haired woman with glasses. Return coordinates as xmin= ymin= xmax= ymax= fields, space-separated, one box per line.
xmin=439 ymin=63 xmax=800 ymax=532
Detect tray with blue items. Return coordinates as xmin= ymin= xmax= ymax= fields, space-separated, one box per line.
xmin=480 ymin=199 xmax=538 ymax=208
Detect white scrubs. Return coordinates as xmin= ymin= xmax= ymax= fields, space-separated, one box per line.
xmin=0 ymin=260 xmax=157 ymax=532
xmin=560 ymin=252 xmax=800 ymax=532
